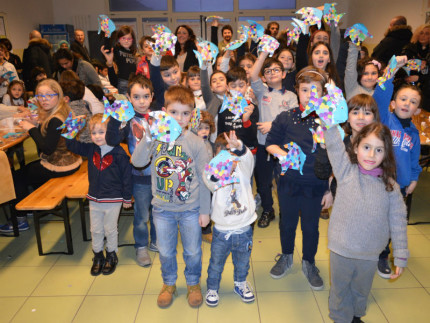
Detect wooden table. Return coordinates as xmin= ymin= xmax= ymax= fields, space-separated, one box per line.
xmin=0 ymin=128 xmax=29 ymax=151
xmin=412 ymin=110 xmax=430 ymax=146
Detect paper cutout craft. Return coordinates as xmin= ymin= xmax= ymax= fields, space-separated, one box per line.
xmin=1 ymin=71 xmax=16 ymax=82
xmin=309 ymin=127 xmax=325 ymax=152
xmin=56 ymin=112 xmax=86 ymax=139
xmin=205 ymin=150 xmax=240 ymax=190
xmin=377 ymin=55 xmax=398 ymax=90
xmin=247 ymin=20 xmax=265 ymax=42
xmin=193 ymin=40 xmax=219 ymax=68
xmin=291 ymin=18 xmax=308 ymax=36
xmin=219 ymin=90 xmax=248 ymax=121
xmin=323 ymin=3 xmax=345 ymax=27
xmin=286 ymin=21 xmax=304 ymax=45
xmin=98 ymin=15 xmax=116 ymax=38
xmin=206 ymin=16 xmax=224 ymax=22
xmin=225 ymin=25 xmax=249 ymax=50
xmin=403 ymin=59 xmax=422 ymax=76
xmin=344 ymin=23 xmax=372 ymax=46
xmin=275 ymin=142 xmax=307 ymax=175
xmin=190 ymin=108 xmax=201 ymax=130
xmin=102 ymin=96 xmax=135 ymax=123
xmin=150 ymin=32 xmax=177 ymax=56
xmin=302 ymin=84 xmax=348 ymax=127
xmin=151 ymin=24 xmax=171 ymax=34
xmin=3 ymin=132 xmax=26 ymax=139
xmin=296 ymin=7 xmax=323 ymax=29
xmin=257 ymin=34 xmax=280 ymax=57
xmin=148 ymin=111 xmax=182 ymax=143
xmin=27 ymin=101 xmax=38 ymax=111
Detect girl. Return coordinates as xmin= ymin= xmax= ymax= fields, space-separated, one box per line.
xmin=174 ymin=25 xmax=199 ymax=72
xmin=2 ymin=80 xmax=27 ymax=107
xmin=345 ymin=40 xmax=384 ymax=100
xmin=276 ymin=48 xmax=296 ymax=92
xmin=0 ymin=43 xmax=19 ymax=100
xmin=186 ymin=66 xmax=205 ymax=110
xmin=265 ymin=66 xmax=329 ymax=290
xmin=0 ymin=79 xmax=82 ymax=233
xmin=325 ymin=122 xmax=408 ymax=323
xmin=309 ymin=41 xmax=341 ymax=87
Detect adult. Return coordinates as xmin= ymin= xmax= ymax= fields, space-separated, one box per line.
xmin=58 ymin=40 xmax=70 ymax=50
xmin=54 ymin=48 xmax=101 ymax=87
xmin=174 ymin=25 xmax=199 ymax=72
xmin=264 ymin=22 xmax=280 ymax=38
xmin=0 ymin=44 xmax=19 ymax=99
xmin=0 ymin=38 xmax=23 ymax=76
xmin=218 ymin=25 xmax=233 ymax=52
xmin=372 ymin=16 xmax=413 ymax=65
xmin=70 ymin=29 xmax=91 ymax=62
xmin=22 ymin=30 xmax=54 ymax=91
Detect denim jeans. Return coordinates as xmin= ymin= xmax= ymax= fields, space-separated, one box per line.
xmin=152 ymin=206 xmax=202 ymax=286
xmin=207 ymin=226 xmax=253 ymax=291
xmin=133 ymin=182 xmax=156 ymax=249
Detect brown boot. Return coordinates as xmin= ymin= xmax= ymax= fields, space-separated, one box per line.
xmin=187 ymin=284 xmax=203 ymax=307
xmin=157 ymin=284 xmax=177 ymax=308
xmin=202 ymin=233 xmax=213 ymax=243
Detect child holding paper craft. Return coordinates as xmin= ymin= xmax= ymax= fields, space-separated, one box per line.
xmin=265 ymin=66 xmax=330 ymax=290
xmin=249 ymin=51 xmax=298 ymax=229
xmin=105 ymin=74 xmax=158 ymax=267
xmin=0 ymin=43 xmax=19 ymax=100
xmin=204 ymin=131 xmax=257 ymax=307
xmin=136 ymin=36 xmax=154 ymax=79
xmin=131 ymin=86 xmax=211 ymax=309
xmin=309 ymin=41 xmax=341 ymax=87
xmin=324 ymin=122 xmax=408 ymax=323
xmin=2 ymin=80 xmax=27 ymax=107
xmin=66 ymin=114 xmax=133 ymax=276
xmin=276 ymin=48 xmax=296 ymax=93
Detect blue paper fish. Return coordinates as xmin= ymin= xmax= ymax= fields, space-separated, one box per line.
xmin=344 ymin=23 xmax=372 ymax=46
xmin=98 ymin=15 xmax=116 ymax=38
xmin=205 ymin=150 xmax=240 ymax=190
xmin=151 ymin=24 xmax=171 ymax=34
xmin=402 ymin=59 xmax=422 ymax=76
xmin=291 ymin=18 xmax=308 ymax=35
xmin=275 ymin=142 xmax=307 ymax=175
xmin=148 ymin=111 xmax=182 ymax=143
xmin=1 ymin=71 xmax=16 ymax=82
xmin=193 ymin=40 xmax=219 ymax=68
xmin=323 ymin=3 xmax=345 ymax=27
xmin=247 ymin=20 xmax=265 ymax=42
xmin=57 ymin=112 xmax=86 ymax=139
xmin=219 ymin=90 xmax=248 ymax=121
xmin=102 ymin=96 xmax=135 ymax=123
xmin=296 ymin=7 xmax=323 ymax=29
xmin=225 ymin=25 xmax=249 ymax=50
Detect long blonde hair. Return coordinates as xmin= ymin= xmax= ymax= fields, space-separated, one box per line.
xmin=36 ymin=79 xmax=71 ymax=134
xmin=410 ymin=24 xmax=430 ymax=45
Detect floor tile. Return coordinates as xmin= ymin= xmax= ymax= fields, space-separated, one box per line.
xmin=407 ymin=257 xmax=430 ymax=287
xmin=371 ymin=268 xmax=421 ymax=289
xmin=251 ymin=238 xmax=282 ymax=262
xmin=144 ymin=263 xmax=189 ymax=295
xmin=414 ymin=223 xmax=430 ymax=235
xmin=55 ymin=241 xmax=94 ymax=266
xmin=3 ymin=240 xmax=60 ymax=267
xmin=73 ymin=295 xmax=141 ymax=323
xmin=407 ymin=234 xmax=430 ymax=257
xmin=0 ymin=297 xmax=27 ymax=322
xmin=0 ymin=267 xmax=51 ymax=297
xmin=12 ymin=296 xmax=84 ymax=323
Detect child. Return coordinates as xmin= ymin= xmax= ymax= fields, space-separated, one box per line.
xmin=94 ymin=61 xmax=118 ymax=95
xmin=276 ymin=48 xmax=296 ymax=93
xmin=238 ymin=53 xmax=258 ymax=103
xmin=131 ymin=86 xmax=211 ymax=308
xmin=2 ymin=80 xmax=27 ymax=107
xmin=325 ymin=123 xmax=408 ymax=323
xmin=249 ymin=51 xmax=298 ymax=229
xmin=106 ymin=74 xmax=158 ymax=267
xmin=66 ymin=114 xmax=132 ymax=276
xmin=265 ymin=66 xmax=328 ymax=290
xmin=204 ymin=131 xmax=257 ymax=307
xmin=186 ymin=66 xmax=205 ymax=110
xmin=309 ymin=41 xmax=340 ymax=87
xmin=136 ymin=36 xmax=154 ymax=79
xmin=0 ymin=43 xmax=19 ymax=100
xmin=345 ymin=41 xmax=383 ymax=100
xmin=201 ymin=67 xmax=228 ymax=118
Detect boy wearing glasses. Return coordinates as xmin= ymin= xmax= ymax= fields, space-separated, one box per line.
xmin=250 ymin=51 xmax=298 ymax=229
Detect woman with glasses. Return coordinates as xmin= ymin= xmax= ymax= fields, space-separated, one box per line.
xmin=0 ymin=43 xmax=19 ymax=101
xmin=0 ymin=79 xmax=82 ymax=233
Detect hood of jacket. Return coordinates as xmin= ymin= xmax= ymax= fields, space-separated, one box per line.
xmin=28 ymin=38 xmax=52 ymax=53
xmin=385 ymin=25 xmax=413 ymax=41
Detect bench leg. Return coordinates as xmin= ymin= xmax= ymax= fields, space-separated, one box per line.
xmin=62 ymin=200 xmax=73 ymax=255
xmin=34 ymin=211 xmax=44 ymax=256
xmin=78 ymin=199 xmax=91 ymax=241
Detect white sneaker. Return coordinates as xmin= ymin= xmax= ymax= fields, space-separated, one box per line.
xmin=205 ymin=289 xmax=219 ymax=307
xmin=234 ymin=281 xmax=255 ymax=303
xmin=136 ymin=247 xmax=151 ymax=267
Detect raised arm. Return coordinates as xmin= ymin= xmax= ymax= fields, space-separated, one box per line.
xmin=344 ymin=42 xmax=360 ymax=100
xmin=324 ymin=126 xmax=353 ymax=183
xmin=250 ymin=51 xmax=268 ymax=83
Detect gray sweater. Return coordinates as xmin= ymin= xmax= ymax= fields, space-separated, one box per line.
xmin=131 ymin=129 xmax=211 ymax=214
xmin=325 ymin=127 xmax=409 ymax=267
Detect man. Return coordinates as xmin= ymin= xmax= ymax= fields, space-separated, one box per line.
xmin=70 ymin=29 xmax=91 ymax=62
xmin=372 ymin=16 xmax=412 ymax=65
xmin=218 ymin=25 xmax=233 ymax=52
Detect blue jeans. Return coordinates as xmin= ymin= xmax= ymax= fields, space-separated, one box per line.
xmin=133 ymin=182 xmax=156 ymax=249
xmin=207 ymin=226 xmax=253 ymax=291
xmin=152 ymin=206 xmax=202 ymax=286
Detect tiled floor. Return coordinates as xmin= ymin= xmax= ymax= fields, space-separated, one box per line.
xmin=1 ymin=141 xmax=430 ymax=322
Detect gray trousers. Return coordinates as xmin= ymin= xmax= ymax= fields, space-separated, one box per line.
xmin=89 ymin=201 xmax=122 ymax=253
xmin=329 ymin=251 xmax=377 ymax=323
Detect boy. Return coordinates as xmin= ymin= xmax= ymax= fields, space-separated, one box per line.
xmin=94 ymin=61 xmax=118 ymax=94
xmin=136 ymin=36 xmax=154 ymax=79
xmin=66 ymin=114 xmax=132 ymax=276
xmin=106 ymin=74 xmax=157 ymax=268
xmin=250 ymin=51 xmax=298 ymax=228
xmin=204 ymin=131 xmax=257 ymax=307
xmin=131 ymin=86 xmax=211 ymax=308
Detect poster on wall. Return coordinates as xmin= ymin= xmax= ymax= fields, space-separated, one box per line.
xmin=0 ymin=16 xmax=7 ymax=38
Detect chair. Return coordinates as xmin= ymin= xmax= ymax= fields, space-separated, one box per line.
xmin=0 ymin=150 xmax=19 ymax=236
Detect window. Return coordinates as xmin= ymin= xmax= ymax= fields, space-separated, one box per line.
xmin=173 ymin=0 xmax=233 ymax=12
xmin=239 ymin=0 xmax=295 ymax=10
xmin=109 ymin=0 xmax=167 ymax=11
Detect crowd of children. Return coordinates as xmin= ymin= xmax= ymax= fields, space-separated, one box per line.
xmin=2 ymin=10 xmax=428 ymax=323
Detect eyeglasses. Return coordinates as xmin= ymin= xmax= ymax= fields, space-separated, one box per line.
xmin=120 ymin=37 xmax=133 ymax=42
xmin=263 ymin=68 xmax=282 ymax=76
xmin=35 ymin=93 xmax=58 ymax=101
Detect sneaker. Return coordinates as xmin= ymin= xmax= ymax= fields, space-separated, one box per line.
xmin=234 ymin=281 xmax=255 ymax=303
xmin=202 ymin=232 xmax=213 ymax=243
xmin=302 ymin=260 xmax=324 ymax=290
xmin=205 ymin=289 xmax=219 ymax=307
xmin=257 ymin=209 xmax=275 ymax=228
xmin=377 ymin=258 xmax=392 ymax=279
xmin=320 ymin=209 xmax=329 ymax=220
xmin=270 ymin=253 xmax=293 ymax=279
xmin=149 ymin=242 xmax=159 ymax=253
xmin=0 ymin=219 xmax=29 ymax=233
xmin=136 ymin=247 xmax=151 ymax=267
xmin=157 ymin=284 xmax=177 ymax=308
xmin=187 ymin=284 xmax=203 ymax=307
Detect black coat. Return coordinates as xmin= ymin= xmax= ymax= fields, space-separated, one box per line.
xmin=22 ymin=38 xmax=54 ymax=91
xmin=372 ymin=25 xmax=413 ymax=64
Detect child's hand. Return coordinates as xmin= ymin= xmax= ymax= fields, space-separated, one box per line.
xmin=321 ymin=191 xmax=333 ymax=209
xmin=248 ymin=88 xmax=256 ymax=102
xmin=405 ymin=181 xmax=417 ymax=196
xmin=242 ymin=104 xmax=254 ymax=122
xmin=224 ymin=130 xmax=242 ymax=151
xmin=390 ymin=266 xmax=404 ymax=279
xmin=211 ymin=19 xmax=219 ymax=27
xmin=101 ymin=45 xmax=114 ymax=67
xmin=257 ymin=121 xmax=272 ymax=134
xmin=199 ymin=214 xmax=210 ymax=227
xmin=18 ymin=119 xmax=36 ymax=131
xmin=395 ymin=55 xmax=408 ymax=69
xmin=122 ymin=202 xmax=132 ymax=209
xmin=223 ymin=50 xmax=231 ymax=58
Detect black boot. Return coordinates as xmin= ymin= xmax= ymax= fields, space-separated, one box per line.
xmin=102 ymin=250 xmax=118 ymax=275
xmin=91 ymin=250 xmax=105 ymax=276
xmin=257 ymin=209 xmax=275 ymax=228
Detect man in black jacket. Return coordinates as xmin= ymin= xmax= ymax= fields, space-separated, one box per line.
xmin=70 ymin=29 xmax=91 ymax=62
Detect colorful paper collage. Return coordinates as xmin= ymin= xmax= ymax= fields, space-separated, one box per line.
xmin=403 ymin=59 xmax=422 ymax=76
xmin=344 ymin=23 xmax=372 ymax=46
xmin=323 ymin=3 xmax=345 ymax=27
xmin=193 ymin=40 xmax=219 ymax=68
xmin=296 ymin=7 xmax=323 ymax=29
xmin=57 ymin=112 xmax=86 ymax=139
xmin=151 ymin=32 xmax=177 ymax=56
xmin=219 ymin=90 xmax=249 ymax=121
xmin=98 ymin=15 xmax=116 ymax=38
xmin=1 ymin=71 xmax=16 ymax=82
xmin=377 ymin=55 xmax=398 ymax=90
xmin=275 ymin=142 xmax=307 ymax=175
xmin=102 ymin=96 xmax=135 ymax=123
xmin=190 ymin=108 xmax=201 ymax=130
xmin=205 ymin=150 xmax=240 ymax=190
xmin=225 ymin=25 xmax=249 ymax=50
xmin=151 ymin=24 xmax=171 ymax=34
xmin=148 ymin=111 xmax=182 ymax=143
xmin=247 ymin=20 xmax=265 ymax=42
xmin=257 ymin=34 xmax=280 ymax=57
xmin=287 ymin=21 xmax=303 ymax=45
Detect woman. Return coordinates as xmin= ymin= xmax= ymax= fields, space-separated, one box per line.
xmin=174 ymin=25 xmax=198 ymax=72
xmin=0 ymin=38 xmax=23 ymax=76
xmin=264 ymin=22 xmax=280 ymax=38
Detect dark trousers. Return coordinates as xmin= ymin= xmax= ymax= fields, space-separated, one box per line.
xmin=255 ymin=144 xmax=276 ymax=212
